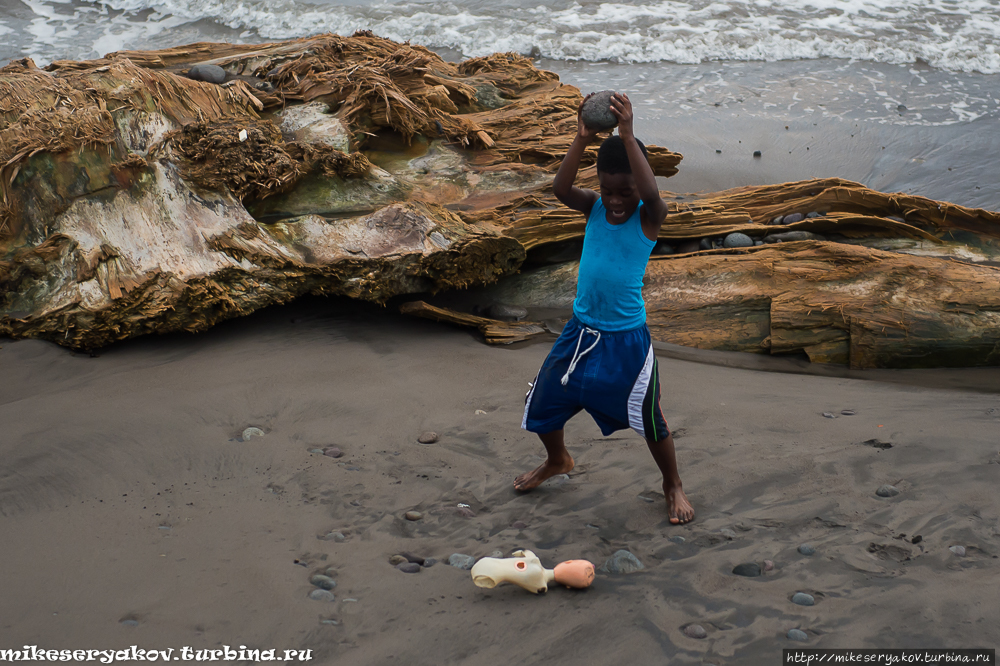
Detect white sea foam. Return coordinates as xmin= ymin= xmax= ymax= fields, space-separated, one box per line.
xmin=3 ymin=0 xmax=1000 ymax=75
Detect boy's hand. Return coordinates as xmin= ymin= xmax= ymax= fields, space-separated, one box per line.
xmin=576 ymin=93 xmax=601 ymax=143
xmin=609 ymin=92 xmax=635 ymax=138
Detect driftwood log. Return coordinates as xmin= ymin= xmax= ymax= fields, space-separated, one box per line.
xmin=2 ymin=33 xmax=1000 ymax=368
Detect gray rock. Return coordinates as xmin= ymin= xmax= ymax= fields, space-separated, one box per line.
xmin=683 ymin=624 xmax=708 ymax=639
xmin=792 ymin=592 xmax=815 ymax=606
xmin=309 ymin=589 xmax=336 ymax=602
xmin=720 ymin=528 xmax=738 ymax=539
xmin=753 ymin=150 xmax=762 ymax=158
xmin=699 ymin=238 xmax=713 ymax=251
xmin=876 ymin=485 xmax=900 ymax=498
xmin=417 ymin=431 xmax=439 ymax=444
xmin=798 ymin=544 xmax=816 ymax=556
xmin=841 ymin=409 xmax=856 ymax=416
xmin=491 ymin=550 xmax=504 ymax=558
xmin=723 ymin=232 xmax=754 ymax=249
xmin=310 ymin=574 xmax=337 ymax=590
xmin=423 ymin=557 xmax=437 ymax=567
xmin=485 ymin=303 xmax=528 ymax=321
xmin=772 ymin=215 xmax=785 ymax=225
xmin=330 ymin=532 xmax=346 ymax=543
xmin=764 ymin=230 xmax=825 ymax=243
xmin=397 ymin=562 xmax=421 ymax=573
xmin=323 ymin=447 xmax=343 ymax=458
xmin=754 ymin=240 xmax=764 ymax=246
xmin=949 ymin=545 xmax=966 ymax=557
xmin=581 ymin=90 xmax=619 ymax=130
xmin=448 ymin=553 xmax=476 ymax=570
xmin=309 ymin=448 xmax=324 ymax=454
xmin=187 ymin=64 xmax=227 ymax=84
xmin=783 ymin=212 xmax=805 ymax=224
xmin=787 ymin=629 xmax=809 ymax=641
xmin=600 ymin=549 xmax=645 ymax=574
xmin=405 ymin=510 xmax=423 ymax=521
xmin=511 ymin=521 xmax=528 ymax=529
xmin=242 ymin=427 xmax=265 ymax=440
xmin=732 ymin=562 xmax=762 ymax=577
xmin=806 ymin=212 xmax=823 ymax=218
xmin=822 ymin=412 xmax=837 ymax=418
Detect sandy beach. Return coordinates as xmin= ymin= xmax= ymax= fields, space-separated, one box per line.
xmin=2 ymin=293 xmax=998 ymax=663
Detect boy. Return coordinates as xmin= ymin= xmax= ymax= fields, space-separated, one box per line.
xmin=514 ymin=92 xmax=694 ymax=525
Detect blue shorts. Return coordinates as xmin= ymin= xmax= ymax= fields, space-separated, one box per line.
xmin=521 ymin=317 xmax=670 ymax=441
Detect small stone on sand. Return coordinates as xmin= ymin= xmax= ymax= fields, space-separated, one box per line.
xmin=389 ymin=555 xmax=408 ymax=566
xmin=397 ymin=562 xmax=421 ymax=574
xmin=732 ymin=562 xmax=761 ymax=577
xmin=423 ymin=558 xmax=437 ymax=567
xmin=600 ymin=550 xmax=644 ymax=574
xmin=448 ymin=553 xmax=476 ymax=570
xmin=699 ymin=238 xmax=713 ymax=251
xmin=405 ymin=510 xmax=423 ymax=521
xmin=822 ymin=412 xmax=837 ymax=419
xmin=417 ymin=431 xmax=439 ymax=444
xmin=805 ymin=212 xmax=822 ymax=219
xmin=683 ymin=624 xmax=708 ymax=639
xmin=792 ymin=592 xmax=815 ymax=606
xmin=323 ymin=447 xmax=343 ymax=458
xmin=783 ymin=212 xmax=805 ymax=224
xmin=787 ymin=629 xmax=809 ymax=641
xmin=580 ymin=90 xmax=619 ymax=130
xmin=753 ymin=150 xmax=762 ymax=157
xmin=310 ymin=574 xmax=337 ymax=590
xmin=187 ymin=64 xmax=227 ymax=84
xmin=798 ymin=544 xmax=816 ymax=556
xmin=911 ymin=535 xmax=922 ymax=544
xmin=331 ymin=532 xmax=346 ymax=542
xmin=876 ymin=485 xmax=900 ymax=498
xmin=309 ymin=448 xmax=324 ymax=454
xmin=763 ymin=559 xmax=774 ymax=571
xmin=120 ymin=619 xmax=139 ymax=627
xmin=309 ymin=589 xmax=336 ymax=602
xmin=242 ymin=427 xmax=265 ymax=440
xmin=720 ymin=528 xmax=738 ymax=539
xmin=772 ymin=215 xmax=784 ymax=225
xmin=669 ymin=536 xmax=686 ymax=544
xmin=511 ymin=521 xmax=528 ymax=529
xmin=486 ymin=303 xmax=529 ymax=321
xmin=491 ymin=550 xmax=503 ymax=558
xmin=950 ymin=545 xmax=966 ymax=556
xmin=841 ymin=409 xmax=857 ymax=416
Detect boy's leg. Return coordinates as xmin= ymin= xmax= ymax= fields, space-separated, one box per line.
xmin=514 ymin=429 xmax=575 ymax=492
xmin=646 ymin=433 xmax=694 ymax=524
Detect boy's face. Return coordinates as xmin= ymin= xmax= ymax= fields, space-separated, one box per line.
xmin=598 ymin=171 xmax=641 ymax=221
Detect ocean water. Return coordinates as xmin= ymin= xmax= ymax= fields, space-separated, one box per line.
xmin=2 ymin=0 xmax=1000 ymax=206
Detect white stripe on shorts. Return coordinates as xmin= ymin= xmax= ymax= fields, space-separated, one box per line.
xmin=627 ymin=345 xmax=655 ymax=438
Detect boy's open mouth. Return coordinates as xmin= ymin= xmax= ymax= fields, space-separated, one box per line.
xmin=610 ymin=209 xmax=627 ymax=219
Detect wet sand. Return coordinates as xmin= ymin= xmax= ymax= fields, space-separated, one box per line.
xmin=2 ymin=296 xmax=999 ymax=663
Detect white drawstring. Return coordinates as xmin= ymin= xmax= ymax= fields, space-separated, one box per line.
xmin=561 ymin=326 xmax=601 ymax=385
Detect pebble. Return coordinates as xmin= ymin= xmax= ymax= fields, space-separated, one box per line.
xmin=720 ymin=528 xmax=738 ymax=540
xmin=841 ymin=409 xmax=856 ymax=416
xmin=822 ymin=412 xmax=837 ymax=419
xmin=783 ymin=212 xmax=805 ymax=224
xmin=310 ymin=574 xmax=337 ymax=590
xmin=787 ymin=629 xmax=809 ymax=642
xmin=911 ymin=535 xmax=923 ymax=544
xmin=949 ymin=545 xmax=966 ymax=557
xmin=753 ymin=150 xmax=762 ymax=158
xmin=600 ymin=550 xmax=645 ymax=574
xmin=669 ymin=536 xmax=686 ymax=544
xmin=723 ymin=232 xmax=754 ymax=249
xmin=417 ymin=431 xmax=439 ymax=444
xmin=242 ymin=427 xmax=265 ymax=441
xmin=389 ymin=555 xmax=408 ymax=566
xmin=772 ymin=215 xmax=785 ymax=225
xmin=876 ymin=485 xmax=900 ymax=498
xmin=323 ymin=447 xmax=343 ymax=458
xmin=764 ymin=230 xmax=825 ymax=243
xmin=699 ymin=238 xmax=713 ymax=251
xmin=763 ymin=559 xmax=774 ymax=571
xmin=754 ymin=240 xmax=764 ymax=246
xmin=581 ymin=90 xmax=619 ymax=130
xmin=683 ymin=624 xmax=708 ymax=639
xmin=187 ymin=64 xmax=227 ymax=84
xmin=732 ymin=562 xmax=761 ymax=577
xmin=405 ymin=511 xmax=423 ymax=521
xmin=320 ymin=619 xmax=339 ymax=626
xmin=423 ymin=558 xmax=437 ymax=567
xmin=511 ymin=521 xmax=528 ymax=529
xmin=309 ymin=448 xmax=324 ymax=454
xmin=805 ymin=212 xmax=823 ymax=218
xmin=491 ymin=550 xmax=504 ymax=558
xmin=401 ymin=552 xmax=425 ymax=566
xmin=309 ymin=589 xmax=336 ymax=602
xmin=120 ymin=619 xmax=139 ymax=627
xmin=486 ymin=303 xmax=529 ymax=321
xmin=330 ymin=532 xmax=346 ymax=542
xmin=448 ymin=553 xmax=476 ymax=570
xmin=397 ymin=562 xmax=421 ymax=574
xmin=792 ymin=592 xmax=815 ymax=606
xmin=798 ymin=544 xmax=816 ymax=556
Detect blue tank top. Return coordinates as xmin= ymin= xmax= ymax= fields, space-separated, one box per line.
xmin=573 ymin=197 xmax=656 ymax=331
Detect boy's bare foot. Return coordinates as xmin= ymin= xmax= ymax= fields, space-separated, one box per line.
xmin=514 ymin=455 xmax=575 ymax=492
xmin=664 ymin=481 xmax=694 ymax=524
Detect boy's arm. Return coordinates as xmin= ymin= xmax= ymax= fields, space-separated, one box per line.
xmin=552 ymin=94 xmax=600 ymax=216
xmin=610 ymin=93 xmax=669 ymax=234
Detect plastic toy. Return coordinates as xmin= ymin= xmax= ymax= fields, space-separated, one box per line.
xmin=470 ymin=549 xmax=595 ymax=594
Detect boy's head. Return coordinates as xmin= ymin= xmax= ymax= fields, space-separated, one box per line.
xmin=596 ymin=135 xmax=648 ymax=221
